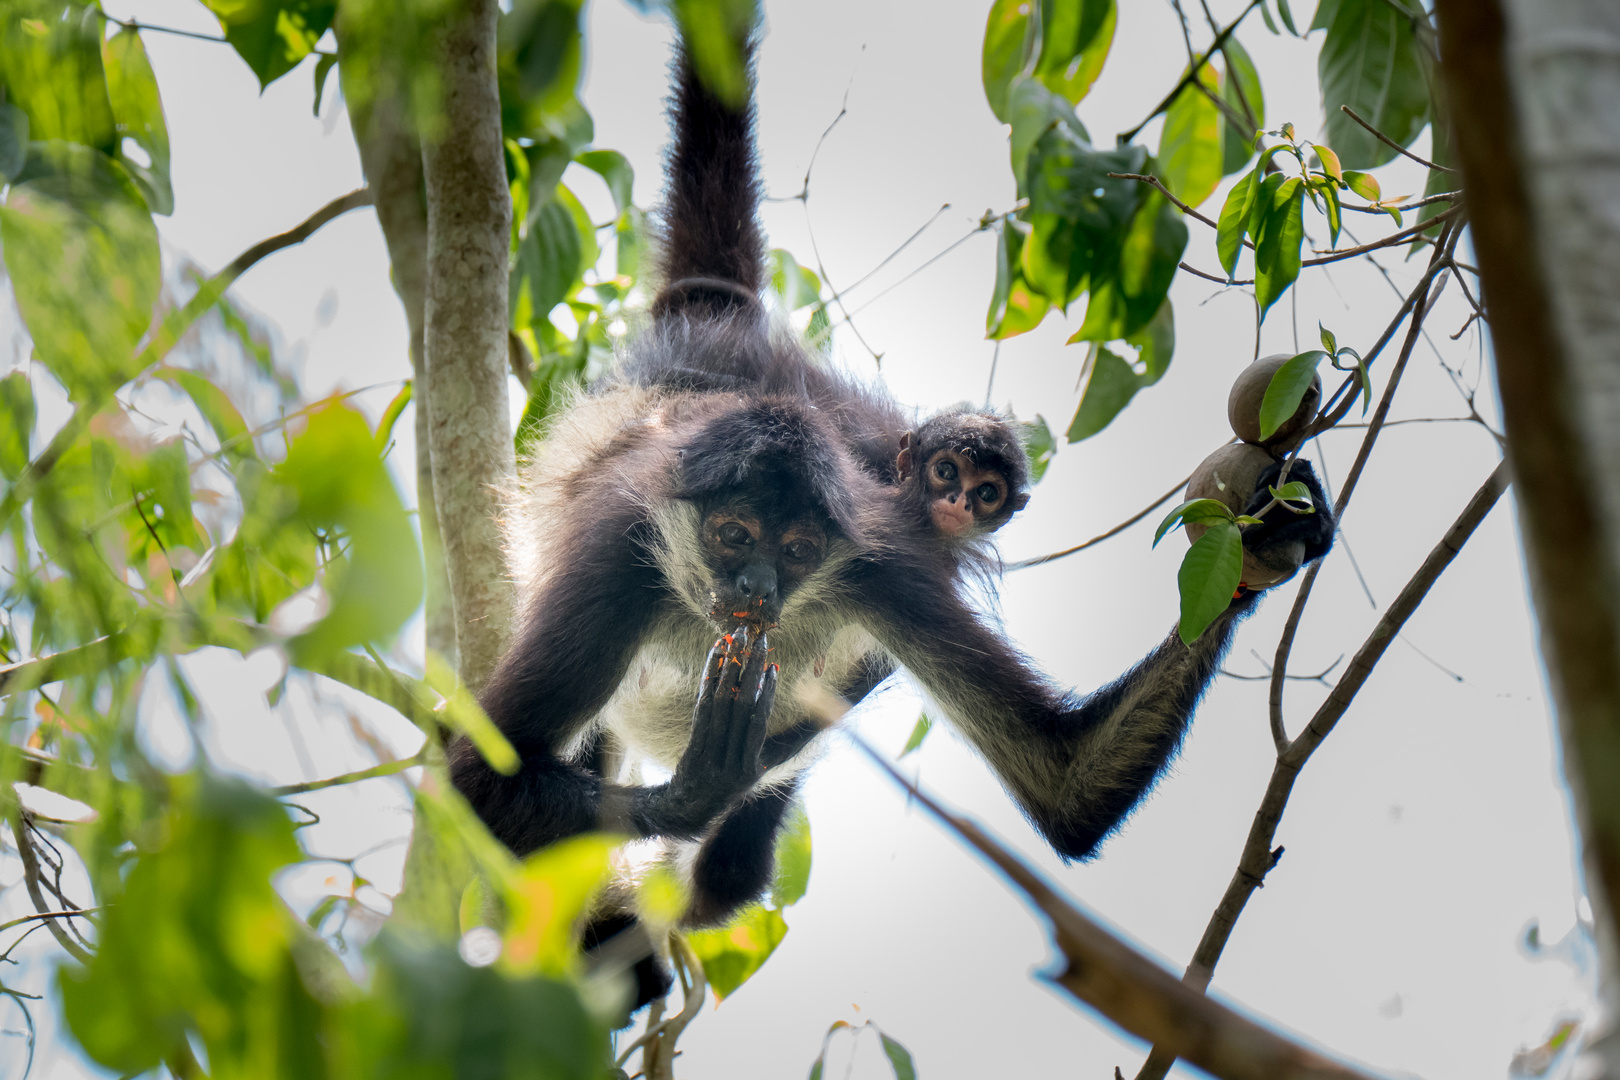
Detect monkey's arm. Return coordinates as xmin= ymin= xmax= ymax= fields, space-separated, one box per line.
xmin=453 ymin=516 xmax=775 ymax=853
xmin=857 ymin=466 xmax=1333 ymax=861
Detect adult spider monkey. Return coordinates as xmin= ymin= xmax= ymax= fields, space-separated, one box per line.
xmin=450 ymin=24 xmax=1333 ymax=993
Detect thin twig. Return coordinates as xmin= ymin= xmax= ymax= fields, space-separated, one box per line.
xmin=1134 ymin=463 xmax=1509 ymax=1080
xmin=270 ymin=752 xmax=427 ymax=796
xmin=1119 ymin=0 xmax=1266 ymax=145
xmin=0 ymin=908 xmax=107 ymax=936
xmin=1339 ymin=106 xmax=1456 ymax=173
xmin=1108 ymin=173 xmax=1250 ymax=246
xmin=1337 ymin=191 xmax=1459 ymax=216
xmin=1008 ymin=470 xmax=1196 ymax=571
xmin=7 ymin=814 xmax=92 ymax=964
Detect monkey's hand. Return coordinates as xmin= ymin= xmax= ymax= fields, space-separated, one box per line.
xmin=660 ymin=626 xmax=779 ymax=835
xmin=1237 ymin=459 xmax=1341 ymax=573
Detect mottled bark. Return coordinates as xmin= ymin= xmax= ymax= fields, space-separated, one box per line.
xmin=337 ymin=30 xmax=458 ymax=667
xmin=420 ymin=0 xmax=516 ymax=691
xmin=1435 ymin=0 xmax=1620 ymax=1071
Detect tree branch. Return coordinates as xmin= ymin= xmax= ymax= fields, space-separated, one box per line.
xmin=6 ymin=813 xmax=93 ymax=964
xmin=1008 ymin=470 xmax=1197 ymax=571
xmin=1119 ymin=0 xmax=1265 ymax=145
xmin=1338 ymin=106 xmax=1456 ymax=173
xmin=270 ymin=752 xmax=427 ymax=796
xmin=420 ymin=0 xmax=517 ymax=691
xmin=1133 ymin=462 xmax=1509 ymax=1080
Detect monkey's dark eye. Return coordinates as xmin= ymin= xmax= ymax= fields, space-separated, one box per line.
xmin=976 ymin=483 xmax=1000 ymax=505
xmin=934 ymin=459 xmax=958 ymax=482
xmin=718 ymin=523 xmax=753 ymax=547
xmin=782 ymin=539 xmax=818 ymax=563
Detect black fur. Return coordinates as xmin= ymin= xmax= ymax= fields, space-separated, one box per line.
xmin=452 ymin=27 xmax=1334 ymax=1013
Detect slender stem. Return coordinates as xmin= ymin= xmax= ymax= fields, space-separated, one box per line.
xmin=0 ymin=907 xmax=107 ymax=935
xmin=271 ymin=752 xmax=428 ymax=796
xmin=1338 ymin=106 xmax=1456 ymax=173
xmin=1135 ymin=462 xmax=1509 ymax=1080
xmin=1108 ymin=173 xmax=1253 ymax=247
xmin=1118 ymin=0 xmax=1265 ymax=145
xmin=7 ymin=813 xmax=93 ymax=964
xmin=1008 ymin=470 xmax=1198 ymax=571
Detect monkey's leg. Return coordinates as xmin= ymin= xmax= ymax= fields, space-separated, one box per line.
xmin=682 ymin=778 xmax=800 ymax=927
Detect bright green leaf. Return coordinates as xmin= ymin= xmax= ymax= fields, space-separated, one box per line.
xmin=0 ymin=143 xmax=160 ymax=401
xmin=1020 ymin=413 xmax=1058 ymax=482
xmin=503 ymin=833 xmax=620 ymax=978
xmin=1218 ymin=37 xmax=1265 ymax=175
xmin=1158 ymin=63 xmax=1222 ymax=209
xmin=1342 ymin=169 xmax=1380 ymax=202
xmin=0 ymin=371 xmax=34 ymax=480
xmin=771 ymin=801 xmax=812 ymax=907
xmin=102 ymin=27 xmax=174 ymax=215
xmin=1319 ymin=323 xmax=1337 ymax=353
xmin=425 ymin=652 xmax=520 ymax=775
xmin=900 ymin=713 xmax=932 ymax=757
xmin=374 ymin=380 xmax=413 ymax=453
xmin=685 ymin=904 xmax=788 ymax=1002
xmin=312 ymin=51 xmax=338 ymax=116
xmin=1066 ymin=346 xmax=1139 ymax=442
xmin=1178 ymin=519 xmax=1243 ymax=644
xmin=1006 ymin=75 xmax=1090 ymax=196
xmin=1253 ymin=175 xmax=1305 ymax=321
xmin=1258 ymin=349 xmax=1325 ymax=439
xmin=1154 ymin=497 xmax=1235 ymax=546
xmin=575 ymin=148 xmax=633 ymax=215
xmin=1216 ymin=168 xmax=1257 ymax=277
xmin=199 ymin=0 xmax=337 ymax=89
xmin=1268 ymin=480 xmax=1315 ymax=508
xmin=155 ymin=369 xmax=255 ymax=463
xmin=1033 ymin=0 xmax=1116 ymax=105
xmin=1276 ymin=0 xmax=1300 ymax=34
xmin=671 ymin=0 xmax=757 ymax=108
xmin=982 ymin=0 xmax=1035 ymax=122
xmin=1321 ymin=180 xmax=1342 ymax=247
xmin=770 ymin=248 xmax=822 ymax=311
xmin=0 ymin=2 xmax=115 ymax=151
xmin=1311 ymin=141 xmax=1343 ymax=181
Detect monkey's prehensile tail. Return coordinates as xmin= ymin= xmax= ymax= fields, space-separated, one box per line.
xmin=653 ymin=41 xmax=767 ymax=321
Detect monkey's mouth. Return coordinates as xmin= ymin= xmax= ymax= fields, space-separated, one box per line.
xmin=707 ymin=595 xmax=780 ymax=635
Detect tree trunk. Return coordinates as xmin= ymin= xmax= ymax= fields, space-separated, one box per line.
xmin=337 ymin=31 xmax=458 ymax=668
xmin=420 ymin=0 xmax=516 ymax=691
xmin=1434 ymin=0 xmax=1620 ymax=1070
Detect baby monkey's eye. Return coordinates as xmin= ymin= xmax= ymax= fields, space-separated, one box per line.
xmin=782 ymin=539 xmax=817 ymax=562
xmin=718 ymin=523 xmax=753 ymax=547
xmin=934 ymin=459 xmax=958 ymax=481
xmin=975 ymin=483 xmax=1001 ymax=505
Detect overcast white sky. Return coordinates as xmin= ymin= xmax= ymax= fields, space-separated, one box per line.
xmin=1 ymin=1 xmax=1598 ymax=1078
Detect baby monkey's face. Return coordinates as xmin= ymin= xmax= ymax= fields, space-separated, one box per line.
xmin=922 ymin=449 xmax=1011 ymax=538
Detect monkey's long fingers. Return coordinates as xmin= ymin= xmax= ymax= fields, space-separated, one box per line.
xmin=727 ymin=631 xmax=771 ymax=766
xmin=747 ymin=664 xmax=779 ymax=772
xmin=717 ymin=625 xmax=752 ymax=712
xmin=690 ymin=636 xmax=730 ymax=756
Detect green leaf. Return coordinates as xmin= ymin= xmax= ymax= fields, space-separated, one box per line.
xmin=1311 ymin=0 xmax=1343 ymax=31
xmin=1006 ymin=75 xmax=1090 ymax=196
xmin=1177 ymin=519 xmax=1243 ymax=644
xmin=671 ymin=0 xmax=757 ymax=108
xmin=374 ymin=380 xmax=413 ymax=453
xmin=276 ymin=403 xmax=425 ymax=664
xmin=1268 ymin=480 xmax=1315 ymax=508
xmin=1154 ymin=497 xmax=1235 ymax=546
xmin=1216 ymin=168 xmax=1257 ymax=277
xmin=1258 ymin=349 xmax=1325 ymax=439
xmin=771 ymin=801 xmax=812 ymax=907
xmin=102 ymin=27 xmax=174 ymax=215
xmin=900 ymin=713 xmax=932 ymax=757
xmin=1317 ymin=0 xmax=1430 ymax=168
xmin=0 ymin=142 xmax=161 ymax=400
xmin=0 ymin=102 xmax=29 ymax=184
xmin=982 ymin=0 xmax=1035 ymax=122
xmin=1259 ymin=0 xmax=1280 ymax=33
xmin=1342 ymin=169 xmax=1380 ymax=202
xmin=425 ymin=652 xmax=520 ymax=775
xmin=1126 ymin=296 xmax=1175 ymax=386
xmin=684 ymin=905 xmax=789 ymax=1002
xmin=311 ymin=51 xmax=338 ymax=117
xmin=876 ymin=1026 xmax=919 ymax=1080
xmin=770 ymin=248 xmax=822 ymax=311
xmin=1032 ymin=0 xmax=1116 ymax=105
xmin=0 ymin=2 xmax=116 ymax=151
xmin=986 ymin=219 xmax=1051 ymax=339
xmin=1311 ymin=142 xmax=1344 ymax=182
xmin=1253 ymin=175 xmax=1305 ymax=321
xmin=1277 ymin=0 xmax=1300 ymax=34
xmin=155 ymin=369 xmax=255 ymax=463
xmin=575 ymin=148 xmax=633 ymax=216
xmin=1019 ymin=414 xmax=1058 ymax=483
xmin=60 ymin=776 xmax=322 ymax=1077
xmin=199 ymin=0 xmax=337 ymax=89
xmin=511 ymin=190 xmax=585 ymax=329
xmin=0 ymin=371 xmax=34 ymax=480
xmin=1158 ymin=63 xmax=1222 ymax=209
xmin=808 ymin=1022 xmax=854 ymax=1080
xmin=1066 ymin=345 xmax=1139 ymax=442
xmin=503 ymin=833 xmax=620 ymax=977
xmin=1022 ymin=131 xmax=1143 ymax=307
xmin=1219 ymin=37 xmax=1265 ymax=175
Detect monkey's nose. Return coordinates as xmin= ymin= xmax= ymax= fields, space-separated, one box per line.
xmin=736 ymin=563 xmax=778 ymax=606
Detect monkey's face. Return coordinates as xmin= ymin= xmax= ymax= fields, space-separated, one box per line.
xmin=700 ymin=503 xmax=828 ymax=631
xmin=922 ymin=450 xmax=1014 ymax=538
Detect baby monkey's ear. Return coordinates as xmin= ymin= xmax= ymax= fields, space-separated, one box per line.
xmin=1008 ymin=491 xmax=1031 ymax=513
xmin=895 ymin=431 xmax=916 ymax=482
